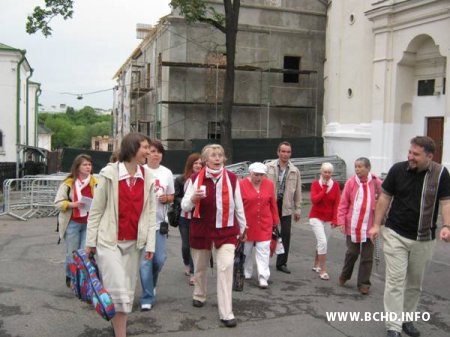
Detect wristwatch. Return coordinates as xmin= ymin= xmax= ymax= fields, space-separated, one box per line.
xmin=442 ymin=224 xmax=450 ymax=229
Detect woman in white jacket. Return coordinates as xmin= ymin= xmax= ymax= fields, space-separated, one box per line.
xmin=86 ymin=133 xmax=156 ymax=337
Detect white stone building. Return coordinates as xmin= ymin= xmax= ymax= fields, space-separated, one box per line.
xmin=0 ymin=43 xmax=42 ymax=175
xmin=324 ymin=0 xmax=449 ymax=176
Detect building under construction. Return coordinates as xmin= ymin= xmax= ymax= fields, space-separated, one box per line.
xmin=112 ymin=0 xmax=327 ymax=150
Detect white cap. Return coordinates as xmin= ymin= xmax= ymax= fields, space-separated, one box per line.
xmin=249 ymin=162 xmax=267 ymax=174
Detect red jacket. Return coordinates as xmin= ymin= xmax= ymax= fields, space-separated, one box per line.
xmin=240 ymin=178 xmax=279 ymax=242
xmin=309 ymin=180 xmax=341 ymax=224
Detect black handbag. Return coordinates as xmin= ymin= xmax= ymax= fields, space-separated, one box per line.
xmin=232 ymin=241 xmax=246 ymax=291
xmin=167 ymin=202 xmax=181 ymax=228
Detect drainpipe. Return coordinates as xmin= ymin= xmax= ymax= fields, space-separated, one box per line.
xmin=35 ymin=85 xmax=42 ymax=146
xmin=16 ymin=50 xmax=27 ymax=178
xmin=26 ymin=68 xmax=34 ymax=146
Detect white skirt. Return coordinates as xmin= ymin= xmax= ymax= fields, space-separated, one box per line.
xmin=96 ymin=241 xmax=142 ymax=313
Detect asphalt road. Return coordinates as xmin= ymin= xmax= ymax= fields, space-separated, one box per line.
xmin=1 ymin=194 xmax=449 ymax=337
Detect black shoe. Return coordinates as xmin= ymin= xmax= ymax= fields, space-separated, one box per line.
xmin=402 ymin=322 xmax=420 ymax=337
xmin=66 ymin=276 xmax=71 ymax=288
xmin=386 ymin=330 xmax=402 ymax=337
xmin=276 ymin=265 xmax=291 ymax=274
xmin=220 ymin=318 xmax=237 ymax=328
xmin=192 ymin=299 xmax=204 ymax=308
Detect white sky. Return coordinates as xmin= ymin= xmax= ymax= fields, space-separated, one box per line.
xmin=0 ymin=0 xmax=171 ymax=110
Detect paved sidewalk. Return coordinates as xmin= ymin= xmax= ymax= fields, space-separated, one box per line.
xmin=0 ymin=193 xmax=449 ymax=337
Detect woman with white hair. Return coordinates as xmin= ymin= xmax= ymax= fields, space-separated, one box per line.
xmin=240 ymin=162 xmax=279 ymax=289
xmin=181 ymin=144 xmax=247 ymax=328
xmin=309 ymin=162 xmax=341 ymax=280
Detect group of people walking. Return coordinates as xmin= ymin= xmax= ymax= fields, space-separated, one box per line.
xmin=55 ymin=134 xmax=450 ymax=337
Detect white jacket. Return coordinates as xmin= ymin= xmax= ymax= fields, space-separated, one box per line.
xmin=86 ymin=162 xmax=156 ymax=252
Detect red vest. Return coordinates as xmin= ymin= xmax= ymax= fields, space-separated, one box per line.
xmin=190 ymin=170 xmax=240 ymax=249
xmin=118 ymin=171 xmax=144 ymax=241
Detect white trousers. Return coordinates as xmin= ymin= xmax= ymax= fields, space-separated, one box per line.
xmin=309 ymin=218 xmax=332 ymax=255
xmin=243 ymin=240 xmax=271 ymax=282
xmin=191 ymin=243 xmax=235 ymax=320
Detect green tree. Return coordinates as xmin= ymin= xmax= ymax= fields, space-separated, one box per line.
xmin=66 ymin=106 xmax=76 ymax=119
xmin=26 ymin=0 xmax=74 ymax=37
xmin=44 ymin=114 xmax=72 ymax=148
xmin=39 ymin=106 xmax=111 ymax=149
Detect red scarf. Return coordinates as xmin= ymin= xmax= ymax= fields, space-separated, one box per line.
xmin=350 ymin=175 xmax=372 ymax=243
xmin=193 ymin=167 xmax=234 ymax=228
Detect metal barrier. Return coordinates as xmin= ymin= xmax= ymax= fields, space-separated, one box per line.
xmin=264 ymin=156 xmax=347 ymax=185
xmin=0 ymin=175 xmax=65 ymax=220
xmin=27 ymin=177 xmax=66 ymax=218
xmin=225 ymin=161 xmax=251 ymax=179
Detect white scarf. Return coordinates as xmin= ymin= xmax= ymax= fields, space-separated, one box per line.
xmin=350 ymin=174 xmax=372 ymax=243
xmin=73 ymin=175 xmax=91 ymax=217
xmin=319 ymin=177 xmax=334 ymax=193
xmin=193 ymin=166 xmax=235 ymax=228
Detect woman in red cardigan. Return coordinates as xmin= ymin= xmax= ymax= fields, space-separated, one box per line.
xmin=309 ymin=162 xmax=341 ymax=280
xmin=240 ymin=162 xmax=279 ymax=289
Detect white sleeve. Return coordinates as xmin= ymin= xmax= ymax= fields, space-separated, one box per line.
xmin=166 ymin=169 xmax=175 ymax=195
xmin=233 ymin=182 xmax=247 ymax=233
xmin=181 ymin=178 xmax=196 ymax=211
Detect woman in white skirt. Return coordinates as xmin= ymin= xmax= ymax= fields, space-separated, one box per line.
xmin=86 ymin=133 xmax=156 ymax=337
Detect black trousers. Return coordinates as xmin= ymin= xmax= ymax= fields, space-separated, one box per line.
xmin=276 ymin=212 xmax=292 ymax=267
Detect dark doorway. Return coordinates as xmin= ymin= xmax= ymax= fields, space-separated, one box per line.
xmin=427 ymin=117 xmax=444 ymax=163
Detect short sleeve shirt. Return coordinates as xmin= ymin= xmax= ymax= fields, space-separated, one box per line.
xmin=148 ymin=165 xmax=175 ymax=228
xmin=382 ymin=161 xmax=450 ymax=240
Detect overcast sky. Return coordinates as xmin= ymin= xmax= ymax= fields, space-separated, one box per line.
xmin=0 ymin=0 xmax=171 ymax=110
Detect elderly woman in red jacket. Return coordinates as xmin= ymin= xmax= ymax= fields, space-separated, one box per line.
xmin=181 ymin=144 xmax=247 ymax=328
xmin=309 ymin=162 xmax=341 ymax=281
xmin=240 ymin=162 xmax=279 ymax=289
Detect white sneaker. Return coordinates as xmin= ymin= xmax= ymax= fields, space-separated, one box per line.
xmin=258 ymin=278 xmax=268 ymax=289
xmin=141 ymin=304 xmax=152 ymax=311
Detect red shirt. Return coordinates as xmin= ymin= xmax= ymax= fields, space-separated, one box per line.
xmin=309 ymin=180 xmax=341 ymax=223
xmin=240 ymin=178 xmax=279 ymax=241
xmin=118 ymin=177 xmax=144 ymax=241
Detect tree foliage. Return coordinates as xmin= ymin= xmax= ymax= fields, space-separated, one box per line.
xmin=39 ymin=106 xmax=111 ymax=149
xmin=26 ymin=0 xmax=74 ymax=37
xmin=170 ymin=0 xmax=226 ymax=32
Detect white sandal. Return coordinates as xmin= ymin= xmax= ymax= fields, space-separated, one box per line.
xmin=312 ymin=266 xmax=321 ymax=273
xmin=319 ymin=272 xmax=330 ymax=280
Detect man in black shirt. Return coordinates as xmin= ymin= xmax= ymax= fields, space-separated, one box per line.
xmin=369 ymin=136 xmax=450 ymax=337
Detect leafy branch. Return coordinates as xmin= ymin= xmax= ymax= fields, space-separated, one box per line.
xmin=170 ymin=0 xmax=226 ymax=33
xmin=26 ymin=0 xmax=74 ymax=37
